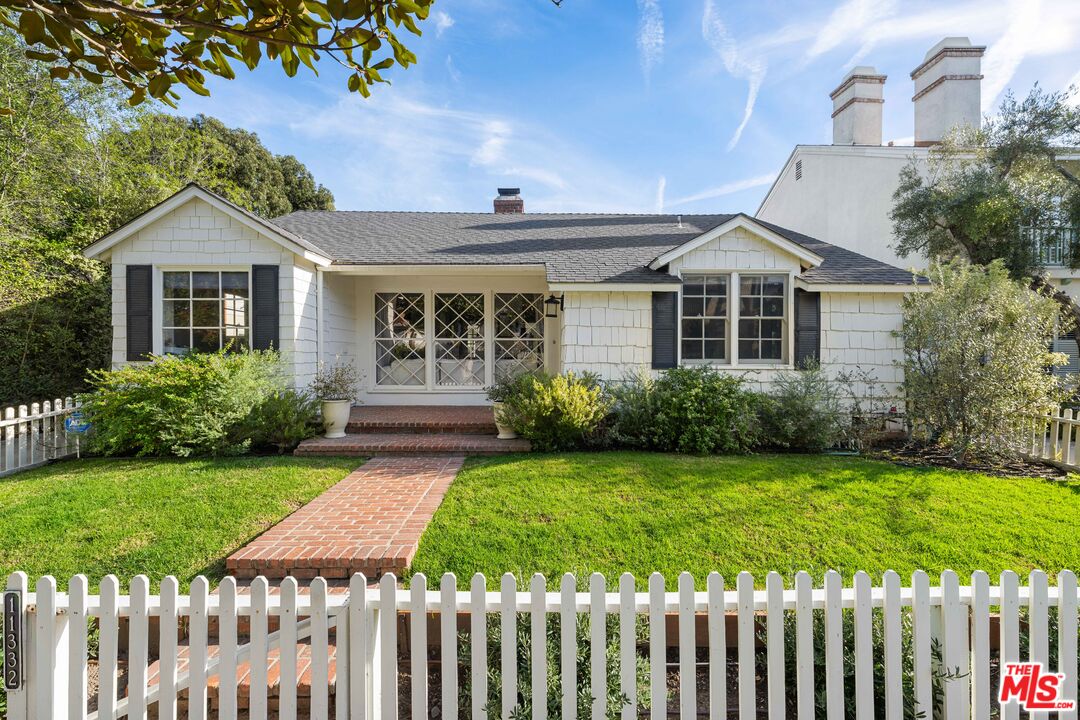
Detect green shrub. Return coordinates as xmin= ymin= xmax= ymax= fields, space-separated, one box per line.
xmin=605 ymin=369 xmax=657 ymax=449
xmin=243 ymin=389 xmax=320 ymax=454
xmin=758 ymin=361 xmax=848 ymax=452
xmin=81 ymin=349 xmax=283 ymax=457
xmin=502 ymin=371 xmax=609 ymax=451
xmin=631 ymin=366 xmax=761 ymax=454
xmin=899 ymin=260 xmax=1067 ymax=459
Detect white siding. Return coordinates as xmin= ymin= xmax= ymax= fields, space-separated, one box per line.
xmin=104 ymin=197 xmax=308 ymax=386
xmin=757 ymin=146 xmax=927 ymax=271
xmin=322 ymin=272 xmax=358 ymax=366
xmin=560 ymin=291 xmax=652 ymax=381
xmin=287 ymin=260 xmax=319 ymax=389
xmin=819 ymin=292 xmax=905 ymax=402
xmin=668 ymin=226 xmax=803 ymax=274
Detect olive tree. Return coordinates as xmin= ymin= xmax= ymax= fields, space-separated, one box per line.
xmin=898 ymin=260 xmax=1068 ymax=459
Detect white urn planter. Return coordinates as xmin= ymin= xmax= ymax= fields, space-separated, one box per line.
xmin=492 ymin=401 xmax=517 ymax=440
xmin=321 ymin=399 xmax=352 ymax=439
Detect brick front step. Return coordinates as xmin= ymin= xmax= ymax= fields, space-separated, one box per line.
xmin=345 ymin=405 xmax=499 ymax=435
xmin=294 ymin=433 xmax=530 ymax=456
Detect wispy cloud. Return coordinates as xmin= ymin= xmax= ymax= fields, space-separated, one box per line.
xmin=668 ymin=173 xmax=777 ymax=207
xmin=433 ymin=10 xmax=455 ymax=37
xmin=980 ymin=0 xmax=1042 ymax=111
xmin=654 ymin=175 xmax=666 ymax=213
xmin=445 ymin=55 xmax=462 ymax=83
xmin=636 ymin=0 xmax=664 ymax=83
xmin=287 ymin=89 xmax=657 ymax=211
xmin=804 ymin=0 xmax=898 ymax=62
xmin=702 ymin=0 xmax=766 ymax=151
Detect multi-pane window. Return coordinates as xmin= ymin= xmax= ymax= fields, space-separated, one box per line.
xmin=434 ymin=293 xmax=485 ymax=386
xmin=374 ymin=292 xmax=426 ymax=386
xmin=162 ymin=270 xmax=249 ymax=354
xmin=680 ymin=274 xmax=728 ymax=361
xmin=737 ymin=274 xmax=786 ymax=361
xmin=494 ymin=293 xmax=545 ymax=380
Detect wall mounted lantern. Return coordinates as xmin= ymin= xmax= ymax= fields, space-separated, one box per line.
xmin=544 ymin=294 xmax=564 ymax=318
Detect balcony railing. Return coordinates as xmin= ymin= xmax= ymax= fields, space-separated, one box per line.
xmin=1024 ymin=224 xmax=1079 ymax=266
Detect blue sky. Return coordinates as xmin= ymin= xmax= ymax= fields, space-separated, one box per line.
xmin=175 ymin=0 xmax=1080 ymax=215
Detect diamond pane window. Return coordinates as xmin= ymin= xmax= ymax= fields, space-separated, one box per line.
xmin=375 ymin=292 xmax=426 ymax=386
xmin=494 ymin=293 xmax=545 ymax=380
xmin=681 ymin=273 xmax=728 ymax=361
xmin=162 ymin=270 xmax=249 ymax=354
xmin=434 ymin=293 xmax=485 ymax=386
xmin=737 ymin=274 xmax=786 ymax=362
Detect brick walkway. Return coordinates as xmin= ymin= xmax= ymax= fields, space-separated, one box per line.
xmin=226 ymin=455 xmax=463 ymax=580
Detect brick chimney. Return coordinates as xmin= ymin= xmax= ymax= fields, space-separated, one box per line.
xmin=493 ymin=187 xmax=524 ymax=214
xmin=911 ymin=37 xmax=985 ymax=146
xmin=830 ymin=66 xmax=886 ymax=146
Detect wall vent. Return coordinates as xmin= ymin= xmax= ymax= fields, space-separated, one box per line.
xmin=795 ymin=159 xmax=803 ymax=181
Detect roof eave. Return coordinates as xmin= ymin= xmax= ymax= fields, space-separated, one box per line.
xmin=83 ymin=183 xmax=333 ymax=267
xmin=649 ymin=214 xmax=824 ymax=270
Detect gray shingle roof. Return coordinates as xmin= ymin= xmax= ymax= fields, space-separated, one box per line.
xmin=271 ymin=209 xmax=919 ymax=286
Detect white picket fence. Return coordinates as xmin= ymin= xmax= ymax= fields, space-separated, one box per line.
xmin=4 ymin=569 xmax=1078 ymax=720
xmin=1027 ymin=407 xmax=1080 ymax=470
xmin=0 ymin=398 xmax=80 ymax=477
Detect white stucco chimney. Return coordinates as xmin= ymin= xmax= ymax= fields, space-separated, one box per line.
xmin=830 ymin=66 xmax=886 ymax=146
xmin=911 ymin=37 xmax=985 ymax=146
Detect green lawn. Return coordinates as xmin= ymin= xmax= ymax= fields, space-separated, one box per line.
xmin=410 ymin=452 xmax=1080 ymax=587
xmin=0 ymin=456 xmax=359 ymax=591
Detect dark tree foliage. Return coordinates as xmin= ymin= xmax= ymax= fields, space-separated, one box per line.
xmin=890 ymin=85 xmax=1080 ymax=338
xmin=0 ymin=29 xmax=334 ymax=406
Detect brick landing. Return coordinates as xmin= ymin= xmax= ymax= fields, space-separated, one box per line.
xmin=226 ymin=455 xmax=462 ymax=580
xmin=346 ymin=404 xmax=498 ymax=434
xmin=295 ymin=432 xmax=530 ymax=456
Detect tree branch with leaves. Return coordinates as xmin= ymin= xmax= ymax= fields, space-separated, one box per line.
xmin=890 ymin=84 xmax=1080 ymax=342
xmin=0 ymin=0 xmax=434 ymax=107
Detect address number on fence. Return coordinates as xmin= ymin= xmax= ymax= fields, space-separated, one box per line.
xmin=4 ymin=590 xmax=21 ymax=690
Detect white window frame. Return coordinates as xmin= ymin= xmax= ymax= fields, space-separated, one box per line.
xmin=676 ymin=268 xmax=796 ymax=369
xmin=679 ymin=272 xmax=731 ymax=365
xmin=157 ymin=266 xmax=252 ymax=356
xmin=735 ymin=273 xmax=789 ymax=365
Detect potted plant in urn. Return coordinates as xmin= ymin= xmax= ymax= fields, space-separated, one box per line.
xmin=486 ymin=372 xmax=528 ymax=440
xmin=310 ymin=360 xmax=360 ymax=438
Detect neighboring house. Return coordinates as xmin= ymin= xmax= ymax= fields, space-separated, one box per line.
xmin=758 ymin=36 xmax=1080 ymax=372
xmin=83 ymin=184 xmax=920 ymax=406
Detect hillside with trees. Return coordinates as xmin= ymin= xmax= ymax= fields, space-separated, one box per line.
xmin=0 ymin=29 xmax=334 ymax=405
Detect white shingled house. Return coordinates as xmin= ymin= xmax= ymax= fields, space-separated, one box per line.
xmin=757 ymin=36 xmax=1080 ymax=372
xmin=83 ymin=183 xmax=921 ymax=406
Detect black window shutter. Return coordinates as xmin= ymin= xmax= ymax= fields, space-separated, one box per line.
xmin=126 ymin=265 xmax=153 ymax=361
xmin=794 ymin=288 xmax=821 ymax=367
xmin=251 ymin=265 xmax=280 ymax=351
xmin=651 ymin=291 xmax=678 ymax=369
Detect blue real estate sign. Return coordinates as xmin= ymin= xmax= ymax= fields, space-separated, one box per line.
xmin=64 ymin=411 xmax=91 ymax=434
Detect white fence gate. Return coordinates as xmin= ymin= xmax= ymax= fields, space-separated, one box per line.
xmin=3 ymin=569 xmax=1078 ymax=720
xmin=0 ymin=398 xmax=80 ymax=477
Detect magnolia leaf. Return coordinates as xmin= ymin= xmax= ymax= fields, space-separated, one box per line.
xmin=18 ymin=12 xmax=45 ymax=45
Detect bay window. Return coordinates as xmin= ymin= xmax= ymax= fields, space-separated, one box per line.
xmin=162 ymin=270 xmax=249 ymax=354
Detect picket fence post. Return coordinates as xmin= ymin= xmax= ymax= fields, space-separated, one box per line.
xmin=8 ymin=568 xmax=1080 ymax=720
